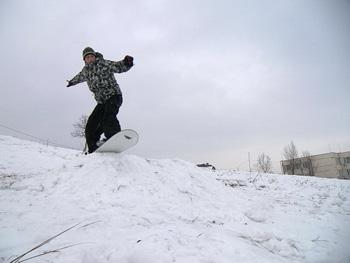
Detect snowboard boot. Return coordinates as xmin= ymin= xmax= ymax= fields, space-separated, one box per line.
xmin=88 ymin=144 xmax=98 ymax=154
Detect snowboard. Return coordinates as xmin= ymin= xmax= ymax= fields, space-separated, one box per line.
xmin=95 ymin=129 xmax=139 ymax=153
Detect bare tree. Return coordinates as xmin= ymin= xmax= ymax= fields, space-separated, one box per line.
xmin=71 ymin=115 xmax=88 ymax=138
xmin=302 ymin=150 xmax=311 ymax=157
xmin=256 ymin=153 xmax=272 ymax=173
xmin=301 ymin=151 xmax=315 ymax=176
xmin=336 ymin=153 xmax=350 ymax=179
xmin=282 ymin=141 xmax=299 ymax=174
xmin=71 ymin=115 xmax=88 ymax=152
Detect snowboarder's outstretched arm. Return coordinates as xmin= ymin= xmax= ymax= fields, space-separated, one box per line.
xmin=105 ymin=55 xmax=134 ymax=74
xmin=67 ymin=70 xmax=87 ymax=87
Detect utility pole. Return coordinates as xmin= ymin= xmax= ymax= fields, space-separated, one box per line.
xmin=248 ymin=152 xmax=252 ymax=175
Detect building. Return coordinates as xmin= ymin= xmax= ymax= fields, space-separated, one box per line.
xmin=281 ymin=151 xmax=350 ymax=179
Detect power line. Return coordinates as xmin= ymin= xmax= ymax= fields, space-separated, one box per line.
xmin=0 ymin=123 xmax=48 ymax=143
xmin=0 ymin=122 xmax=74 ymax=149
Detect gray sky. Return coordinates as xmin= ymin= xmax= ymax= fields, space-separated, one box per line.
xmin=1 ymin=0 xmax=349 ymax=171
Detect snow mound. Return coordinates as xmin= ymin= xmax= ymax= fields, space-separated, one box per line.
xmin=1 ymin=135 xmax=350 ymax=263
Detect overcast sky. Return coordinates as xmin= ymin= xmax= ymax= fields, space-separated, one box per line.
xmin=1 ymin=0 xmax=349 ymax=171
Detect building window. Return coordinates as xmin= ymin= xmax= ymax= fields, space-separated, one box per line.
xmin=346 ymin=157 xmax=350 ymax=163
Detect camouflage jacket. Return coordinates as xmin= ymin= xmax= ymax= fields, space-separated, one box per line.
xmin=69 ymin=53 xmax=132 ymax=104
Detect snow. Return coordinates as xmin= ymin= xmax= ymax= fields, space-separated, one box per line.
xmin=0 ymin=135 xmax=349 ymax=263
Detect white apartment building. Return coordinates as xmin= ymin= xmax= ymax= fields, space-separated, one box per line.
xmin=281 ymin=151 xmax=350 ymax=179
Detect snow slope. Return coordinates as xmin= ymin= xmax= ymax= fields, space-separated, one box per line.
xmin=0 ymin=135 xmax=349 ymax=263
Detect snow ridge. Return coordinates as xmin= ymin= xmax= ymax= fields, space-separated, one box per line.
xmin=1 ymin=135 xmax=350 ymax=263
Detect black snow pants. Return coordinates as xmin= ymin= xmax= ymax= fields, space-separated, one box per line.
xmin=85 ymin=94 xmax=123 ymax=153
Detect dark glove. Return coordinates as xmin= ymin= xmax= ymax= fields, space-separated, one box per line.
xmin=123 ymin=55 xmax=134 ymax=67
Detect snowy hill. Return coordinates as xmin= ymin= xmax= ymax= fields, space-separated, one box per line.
xmin=0 ymin=135 xmax=349 ymax=263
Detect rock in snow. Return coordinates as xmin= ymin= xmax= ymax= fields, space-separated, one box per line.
xmin=0 ymin=135 xmax=349 ymax=263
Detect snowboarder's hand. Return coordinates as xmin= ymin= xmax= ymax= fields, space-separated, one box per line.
xmin=123 ymin=55 xmax=134 ymax=67
xmin=66 ymin=80 xmax=73 ymax=87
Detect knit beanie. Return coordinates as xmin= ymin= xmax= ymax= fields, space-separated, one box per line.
xmin=82 ymin=47 xmax=96 ymax=60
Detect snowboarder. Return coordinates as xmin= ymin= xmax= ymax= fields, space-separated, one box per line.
xmin=67 ymin=47 xmax=134 ymax=153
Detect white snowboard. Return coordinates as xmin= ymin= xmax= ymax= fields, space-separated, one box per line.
xmin=95 ymin=129 xmax=139 ymax=153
